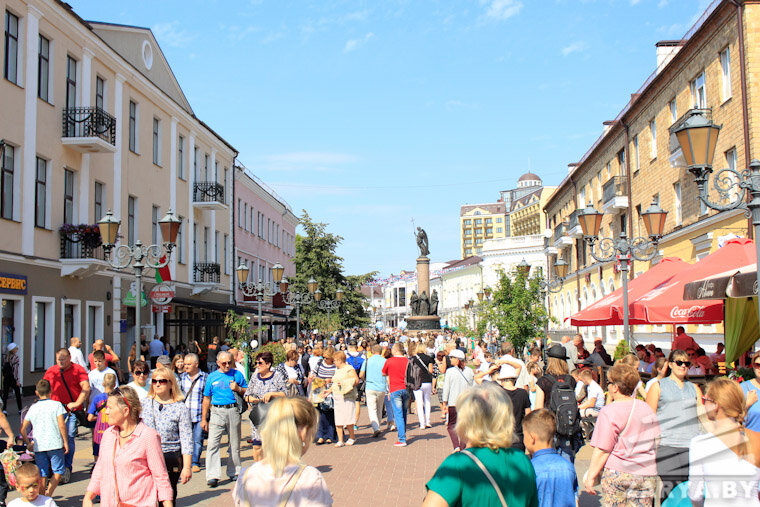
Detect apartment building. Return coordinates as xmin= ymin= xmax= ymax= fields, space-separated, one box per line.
xmin=234 ymin=166 xmax=298 ymax=340
xmin=543 ymin=0 xmax=757 ymax=347
xmin=0 ymin=0 xmax=236 ymax=387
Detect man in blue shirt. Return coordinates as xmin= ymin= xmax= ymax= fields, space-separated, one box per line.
xmin=360 ymin=344 xmax=387 ymax=437
xmin=148 ymin=335 xmax=165 ymax=368
xmin=523 ymin=409 xmax=578 ymax=507
xmin=201 ymin=351 xmax=247 ymax=488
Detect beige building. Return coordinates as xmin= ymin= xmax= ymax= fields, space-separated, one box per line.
xmin=0 ymin=0 xmax=237 ymax=388
xmin=460 ymin=202 xmax=507 ymax=258
xmin=510 ymin=185 xmax=557 ymax=237
xmin=543 ymin=0 xmax=758 ymax=348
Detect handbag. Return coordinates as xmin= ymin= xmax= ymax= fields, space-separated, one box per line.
xmin=59 ymin=367 xmax=92 ymax=428
xmin=461 ymin=450 xmax=508 ymax=507
xmin=113 ymin=437 xmax=137 ymax=507
xmin=318 ymin=394 xmax=334 ymax=411
xmin=248 ymin=400 xmax=271 ymax=427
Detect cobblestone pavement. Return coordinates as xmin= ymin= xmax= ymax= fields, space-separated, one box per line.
xmin=2 ymin=395 xmax=601 ymax=506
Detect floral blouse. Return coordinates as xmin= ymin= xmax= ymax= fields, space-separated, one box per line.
xmin=140 ymin=398 xmax=193 ymax=455
xmin=244 ymin=370 xmax=288 ymax=440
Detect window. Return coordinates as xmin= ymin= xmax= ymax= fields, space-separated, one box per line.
xmin=475 ymin=219 xmax=482 ymax=225
xmin=204 ymin=154 xmax=209 ymax=181
xmin=579 ymin=188 xmax=586 ymax=208
xmin=250 ymin=207 xmax=254 ymax=234
xmin=649 ymin=119 xmax=656 ymax=159
xmin=193 ymin=147 xmax=199 ymax=180
xmin=725 ymin=147 xmax=739 ymax=202
xmin=691 ymin=72 xmax=706 ymax=108
xmin=65 ymin=56 xmax=77 ymax=136
xmin=496 ymin=217 xmax=502 ymax=223
xmin=617 ymin=149 xmax=626 ymax=174
xmin=720 ymin=47 xmax=732 ymax=101
xmin=620 ymin=213 xmax=627 ymax=235
xmin=151 ymin=205 xmax=159 ymax=244
xmin=128 ymin=101 xmax=137 ymax=152
xmin=203 ymin=227 xmax=209 ymax=261
xmin=4 ymin=11 xmax=19 ymax=84
xmin=177 ymin=216 xmax=185 ymax=264
xmin=485 ymin=218 xmax=493 ymax=225
xmin=127 ymin=196 xmax=136 ymax=246
xmin=464 ymin=229 xmax=471 ymax=236
xmin=267 ymin=219 xmax=271 ymax=242
xmin=669 ymin=99 xmax=677 ymax=124
xmin=152 ymin=117 xmax=161 ymax=165
xmin=38 ymin=35 xmax=50 ymax=101
xmin=465 ymin=249 xmax=472 ymax=256
xmin=95 ymin=76 xmax=105 ymax=111
xmin=177 ymin=135 xmax=185 ymax=179
xmin=633 ymin=135 xmax=639 ymax=172
xmin=223 ymin=234 xmax=229 ymax=274
xmin=243 ymin=204 xmax=248 ymax=231
xmin=485 ymin=228 xmax=493 ymax=235
xmin=94 ymin=181 xmax=103 ymax=222
xmin=214 ymin=161 xmax=219 ymax=182
xmin=34 ymin=301 xmax=49 ymax=370
xmin=63 ymin=169 xmax=74 ymax=224
xmin=1 ymin=144 xmax=14 ymax=220
xmin=193 ymin=224 xmax=198 ymax=260
xmin=463 ymin=219 xmax=471 ymax=225
xmin=237 ymin=199 xmax=242 ymax=227
xmin=35 ymin=158 xmax=46 ymax=228
xmin=673 ymin=182 xmax=682 ymax=225
xmin=215 ymin=231 xmax=220 ymax=263
xmin=496 ymin=227 xmax=503 ymax=233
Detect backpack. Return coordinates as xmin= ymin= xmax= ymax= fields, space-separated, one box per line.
xmin=405 ymin=358 xmax=423 ymax=391
xmin=547 ymin=374 xmax=581 ymax=437
xmin=346 ymin=354 xmax=364 ymax=374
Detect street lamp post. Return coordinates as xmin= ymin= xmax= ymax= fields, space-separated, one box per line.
xmin=518 ymin=257 xmax=569 ymax=362
xmin=314 ymin=288 xmax=343 ymax=333
xmin=236 ymin=262 xmax=284 ymax=344
xmin=98 ymin=209 xmax=181 ymax=356
xmin=673 ymin=111 xmax=760 ymax=323
xmin=281 ymin=277 xmax=317 ymax=340
xmin=578 ymin=200 xmax=668 ymax=345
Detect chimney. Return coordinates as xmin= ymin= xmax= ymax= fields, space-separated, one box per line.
xmin=656 ymin=41 xmax=684 ymax=73
xmin=567 ymin=163 xmax=577 ymax=175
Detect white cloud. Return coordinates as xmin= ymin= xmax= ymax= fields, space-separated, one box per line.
xmin=658 ymin=0 xmax=669 ymax=7
xmin=151 ymin=21 xmax=195 ymax=48
xmin=630 ymin=0 xmax=641 ymax=5
xmin=481 ymin=0 xmax=523 ymax=20
xmin=561 ymin=41 xmax=588 ymax=56
xmin=343 ymin=32 xmax=375 ymax=53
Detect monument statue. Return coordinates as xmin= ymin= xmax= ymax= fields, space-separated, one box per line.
xmin=430 ymin=290 xmax=439 ymax=316
xmin=416 ymin=227 xmax=430 ymax=257
xmin=410 ymin=290 xmax=420 ymax=316
xmin=418 ymin=291 xmax=430 ymax=316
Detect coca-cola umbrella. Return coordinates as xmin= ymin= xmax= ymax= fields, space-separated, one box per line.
xmin=569 ymin=257 xmax=690 ymax=326
xmin=629 ymin=237 xmax=757 ymax=325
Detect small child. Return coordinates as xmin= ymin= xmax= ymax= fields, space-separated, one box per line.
xmin=523 ymin=409 xmax=578 ymax=507
xmin=87 ymin=373 xmax=116 ymax=460
xmin=577 ymin=369 xmax=605 ymax=417
xmin=525 ymin=361 xmax=540 ymax=409
xmin=8 ymin=463 xmax=58 ymax=506
xmin=20 ymin=380 xmax=67 ymax=498
xmin=88 ymin=350 xmax=119 ymax=399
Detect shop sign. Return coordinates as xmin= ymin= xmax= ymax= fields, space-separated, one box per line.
xmin=149 ymin=283 xmax=175 ymax=305
xmin=152 ymin=304 xmax=171 ymax=313
xmin=123 ymin=281 xmax=147 ymax=307
xmin=0 ymin=273 xmax=27 ymax=295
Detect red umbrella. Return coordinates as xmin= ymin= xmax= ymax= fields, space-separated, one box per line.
xmin=569 ymin=257 xmax=690 ymax=326
xmin=629 ymin=237 xmax=755 ymax=324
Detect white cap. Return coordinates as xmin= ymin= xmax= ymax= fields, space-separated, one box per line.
xmin=497 ymin=364 xmax=518 ymax=379
xmin=6 ymin=343 xmax=17 ymax=353
xmin=449 ymin=349 xmax=465 ymax=360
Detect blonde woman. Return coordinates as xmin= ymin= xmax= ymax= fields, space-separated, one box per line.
xmin=325 ymin=351 xmax=358 ymax=447
xmin=424 ymin=383 xmax=538 ymax=506
xmin=689 ymin=378 xmax=760 ymax=506
xmin=232 ymin=397 xmax=333 ymax=506
xmin=141 ymin=368 xmax=193 ymax=502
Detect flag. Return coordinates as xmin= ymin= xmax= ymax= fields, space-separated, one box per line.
xmin=155 ymin=256 xmax=172 ymax=283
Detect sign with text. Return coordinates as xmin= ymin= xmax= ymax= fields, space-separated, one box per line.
xmin=0 ymin=273 xmax=27 ymax=295
xmin=152 ymin=304 xmax=171 ymax=313
xmin=149 ymin=282 xmax=175 ymax=305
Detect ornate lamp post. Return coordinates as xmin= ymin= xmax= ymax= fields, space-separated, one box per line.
xmin=314 ymin=288 xmax=343 ymax=333
xmin=236 ymin=262 xmax=284 ymax=344
xmin=280 ymin=276 xmax=317 ymax=340
xmin=518 ymin=257 xmax=569 ymax=361
xmin=578 ymin=200 xmax=668 ymax=345
xmin=673 ymin=111 xmax=760 ymax=323
xmin=98 ymin=208 xmax=181 ymax=355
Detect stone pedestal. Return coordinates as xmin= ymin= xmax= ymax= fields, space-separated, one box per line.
xmin=406 ymin=315 xmax=441 ymax=331
xmin=416 ymin=257 xmax=430 ymax=296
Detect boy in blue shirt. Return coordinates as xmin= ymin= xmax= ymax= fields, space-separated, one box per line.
xmin=523 ymin=409 xmax=578 ymax=507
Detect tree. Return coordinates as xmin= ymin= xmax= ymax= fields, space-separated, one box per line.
xmin=290 ymin=211 xmax=377 ymax=333
xmin=476 ymin=266 xmax=549 ymax=354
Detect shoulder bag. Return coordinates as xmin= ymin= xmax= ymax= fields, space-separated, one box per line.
xmin=461 ymin=450 xmax=508 ymax=507
xmin=277 ymin=464 xmax=307 ymax=507
xmin=59 ymin=368 xmax=91 ymax=428
xmin=112 ymin=437 xmax=137 ymax=507
xmin=183 ymin=374 xmax=202 ymax=402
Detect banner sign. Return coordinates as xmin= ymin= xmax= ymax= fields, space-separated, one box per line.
xmin=0 ymin=273 xmax=27 ymax=295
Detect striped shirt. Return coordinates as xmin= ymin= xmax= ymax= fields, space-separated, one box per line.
xmin=87 ymin=423 xmax=173 ymax=505
xmin=315 ymin=361 xmax=336 ymax=380
xmin=180 ymin=371 xmax=207 ymax=423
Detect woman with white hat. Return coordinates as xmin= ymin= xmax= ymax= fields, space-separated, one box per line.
xmin=442 ymin=349 xmax=474 ymax=451
xmin=2 ymin=343 xmax=21 ymax=412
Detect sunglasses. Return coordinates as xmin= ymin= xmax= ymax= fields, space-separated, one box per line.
xmin=133 ymin=370 xmax=148 ymax=376
xmin=219 ymin=361 xmax=232 ymax=366
xmin=151 ymin=378 xmax=170 ymax=385
xmin=753 ymin=363 xmax=760 ymax=368
xmin=256 ymin=360 xmax=267 ymax=365
xmin=702 ymin=396 xmax=715 ymax=404
xmin=673 ymin=360 xmax=691 ymax=367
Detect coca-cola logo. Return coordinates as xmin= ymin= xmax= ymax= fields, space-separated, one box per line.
xmin=696 ymin=280 xmax=715 ymax=299
xmin=670 ymin=305 xmax=707 ymax=319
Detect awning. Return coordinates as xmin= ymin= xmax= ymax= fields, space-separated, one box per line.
xmin=570 ymin=257 xmax=690 ymax=326
xmin=683 ymin=264 xmax=757 ymax=300
xmin=172 ymin=297 xmax=291 ymax=321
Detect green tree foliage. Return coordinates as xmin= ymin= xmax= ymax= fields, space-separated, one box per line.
xmin=476 ymin=267 xmax=548 ymax=354
xmin=291 ymin=211 xmax=377 ymax=333
xmin=613 ymin=339 xmax=631 ymax=361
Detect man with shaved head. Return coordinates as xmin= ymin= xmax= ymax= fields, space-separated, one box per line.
xmin=87 ymin=339 xmax=119 ymax=371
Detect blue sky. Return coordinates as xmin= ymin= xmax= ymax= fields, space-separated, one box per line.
xmin=72 ymin=0 xmax=713 ymax=277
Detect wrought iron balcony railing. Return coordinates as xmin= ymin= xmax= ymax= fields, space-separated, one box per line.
xmin=61 ymin=107 xmax=116 ymax=145
xmin=194 ymin=262 xmax=220 ymax=283
xmin=193 ymin=182 xmax=225 ymax=204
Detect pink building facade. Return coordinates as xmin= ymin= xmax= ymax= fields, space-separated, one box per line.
xmin=234 ymin=167 xmax=298 ymax=339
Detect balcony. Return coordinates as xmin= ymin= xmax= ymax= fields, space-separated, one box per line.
xmin=193 ymin=262 xmax=220 ymax=295
xmin=192 ymin=182 xmax=226 ymax=210
xmin=543 ymin=235 xmax=558 ymax=256
xmin=602 ymin=176 xmax=629 ymax=214
xmin=567 ymin=209 xmax=583 ymax=238
xmin=59 ymin=229 xmax=109 ymax=278
xmin=553 ymin=223 xmax=573 ymax=248
xmin=61 ymin=107 xmax=117 ymax=153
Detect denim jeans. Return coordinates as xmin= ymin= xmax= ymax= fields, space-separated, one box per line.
xmin=316 ymin=407 xmax=337 ymax=441
xmin=191 ymin=420 xmax=204 ymax=467
xmin=389 ymin=389 xmax=409 ymax=443
xmin=64 ymin=412 xmax=77 ymax=469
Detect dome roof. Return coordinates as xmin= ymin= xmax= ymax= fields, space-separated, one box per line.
xmin=518 ymin=172 xmax=541 ymax=183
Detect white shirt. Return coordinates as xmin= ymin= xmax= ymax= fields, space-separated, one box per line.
xmin=8 ymin=496 xmax=58 ymax=507
xmin=585 ymin=380 xmax=605 ymax=410
xmin=127 ymin=381 xmax=149 ymax=400
xmin=69 ymin=345 xmax=88 ymax=372
xmin=645 ymin=377 xmax=660 ymax=393
xmin=88 ymin=367 xmax=119 ymax=399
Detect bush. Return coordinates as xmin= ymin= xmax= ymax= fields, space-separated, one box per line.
xmin=254 ymin=341 xmax=286 ymax=365
xmin=613 ymin=339 xmax=631 ymax=361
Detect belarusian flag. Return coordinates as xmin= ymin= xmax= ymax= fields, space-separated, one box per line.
xmin=155 ymin=256 xmax=172 ymax=283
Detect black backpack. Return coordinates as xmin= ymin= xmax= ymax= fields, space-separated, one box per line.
xmin=547 ymin=374 xmax=581 ymax=437
xmin=405 ymin=358 xmax=423 ymax=391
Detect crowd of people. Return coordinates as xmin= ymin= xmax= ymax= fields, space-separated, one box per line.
xmin=0 ymin=325 xmax=756 ymax=505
